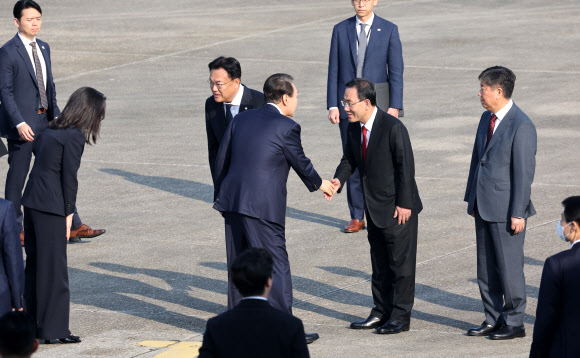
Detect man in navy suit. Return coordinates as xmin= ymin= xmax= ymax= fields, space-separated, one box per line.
xmin=327 ymin=0 xmax=404 ymax=233
xmin=0 ymin=1 xmax=104 ymax=242
xmin=205 ymin=56 xmax=264 ymax=188
xmin=213 ymin=73 xmax=333 ymax=344
xmin=465 ymin=66 xmax=537 ymax=340
xmin=199 ymin=248 xmax=309 ymax=358
xmin=530 ymin=196 xmax=580 ymax=357
xmin=0 ymin=198 xmax=24 ymax=316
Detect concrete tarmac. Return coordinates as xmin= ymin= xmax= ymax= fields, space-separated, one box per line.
xmin=0 ymin=0 xmax=578 ymax=357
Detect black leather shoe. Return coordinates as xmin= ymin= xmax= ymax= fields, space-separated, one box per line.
xmin=376 ymin=320 xmax=410 ymax=334
xmin=305 ymin=333 xmax=319 ymax=344
xmin=43 ymin=335 xmax=81 ymax=344
xmin=489 ymin=325 xmax=525 ymax=340
xmin=467 ymin=322 xmax=499 ymax=336
xmin=350 ymin=315 xmax=383 ymax=330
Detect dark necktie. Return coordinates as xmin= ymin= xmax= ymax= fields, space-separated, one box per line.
xmin=356 ymin=23 xmax=367 ymax=78
xmin=225 ymin=104 xmax=233 ymax=125
xmin=486 ymin=114 xmax=497 ymax=147
xmin=362 ymin=125 xmax=368 ymax=164
xmin=30 ymin=42 xmax=48 ymax=109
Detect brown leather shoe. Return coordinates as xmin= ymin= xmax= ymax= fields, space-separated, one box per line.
xmin=20 ymin=231 xmax=24 ymax=247
xmin=344 ymin=219 xmax=365 ymax=233
xmin=70 ymin=224 xmax=106 ymax=239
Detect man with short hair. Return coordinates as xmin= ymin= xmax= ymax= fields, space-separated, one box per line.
xmin=199 ymin=248 xmax=309 ymax=358
xmin=327 ymin=0 xmax=404 ymax=233
xmin=213 ymin=73 xmax=333 ymax=344
xmin=0 ymin=311 xmax=38 ymax=358
xmin=327 ymin=78 xmax=421 ymax=334
xmin=205 ymin=56 xmax=264 ymax=187
xmin=465 ymin=66 xmax=537 ymax=340
xmin=0 ymin=0 xmax=104 ymax=243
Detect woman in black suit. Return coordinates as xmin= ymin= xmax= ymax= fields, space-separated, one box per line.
xmin=21 ymin=87 xmax=106 ymax=344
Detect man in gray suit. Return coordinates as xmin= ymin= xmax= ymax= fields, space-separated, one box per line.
xmin=464 ymin=66 xmax=537 ymax=340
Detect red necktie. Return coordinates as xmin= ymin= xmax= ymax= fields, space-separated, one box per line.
xmin=486 ymin=114 xmax=497 ymax=147
xmin=362 ymin=125 xmax=368 ymax=164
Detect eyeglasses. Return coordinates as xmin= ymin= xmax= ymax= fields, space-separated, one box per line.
xmin=352 ymin=0 xmax=372 ymax=4
xmin=207 ymin=79 xmax=233 ymax=89
xmin=341 ymin=99 xmax=365 ymax=108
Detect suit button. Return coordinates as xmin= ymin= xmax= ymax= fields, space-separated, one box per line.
xmin=363 ymin=176 xmax=367 ymax=180
xmin=481 ymin=162 xmax=485 ymax=166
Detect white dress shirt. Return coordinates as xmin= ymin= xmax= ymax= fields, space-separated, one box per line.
xmin=356 ymin=12 xmax=374 ymax=53
xmin=223 ymin=84 xmax=245 ymax=118
xmin=492 ymin=99 xmax=513 ymax=134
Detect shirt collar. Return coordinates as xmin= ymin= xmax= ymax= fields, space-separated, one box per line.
xmin=267 ymin=102 xmax=284 ymax=115
xmin=356 ymin=12 xmax=375 ymax=27
xmin=226 ymin=84 xmax=245 ymax=106
xmin=360 ymin=106 xmax=378 ymax=131
xmin=18 ymin=32 xmax=37 ymax=46
xmin=493 ymin=99 xmax=513 ymax=121
xmin=572 ymin=240 xmax=579 ymax=248
xmin=242 ymin=296 xmax=268 ymax=301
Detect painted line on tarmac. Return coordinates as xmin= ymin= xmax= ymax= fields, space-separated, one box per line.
xmin=138 ymin=341 xmax=201 ymax=358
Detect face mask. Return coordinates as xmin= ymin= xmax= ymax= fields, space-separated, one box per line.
xmin=557 ymin=219 xmax=572 ymax=242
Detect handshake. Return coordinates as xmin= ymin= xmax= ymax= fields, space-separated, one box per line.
xmin=320 ymin=179 xmax=341 ymax=201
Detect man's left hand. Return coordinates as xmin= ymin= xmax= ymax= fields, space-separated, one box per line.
xmin=394 ymin=206 xmax=411 ymax=225
xmin=387 ymin=108 xmax=399 ymax=118
xmin=511 ymin=217 xmax=525 ymax=234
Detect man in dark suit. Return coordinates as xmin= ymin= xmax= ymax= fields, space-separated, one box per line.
xmin=327 ymin=78 xmax=421 ymax=334
xmin=0 ymin=0 xmax=104 ymax=243
xmin=199 ymin=248 xmax=309 ymax=358
xmin=530 ymin=196 xmax=580 ymax=357
xmin=213 ymin=73 xmax=333 ymax=343
xmin=0 ymin=198 xmax=24 ymax=316
xmin=327 ymin=0 xmax=404 ymax=233
xmin=205 ymin=56 xmax=264 ymax=187
xmin=465 ymin=66 xmax=537 ymax=340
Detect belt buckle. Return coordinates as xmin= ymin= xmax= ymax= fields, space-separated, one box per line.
xmin=38 ymin=108 xmax=46 ymax=114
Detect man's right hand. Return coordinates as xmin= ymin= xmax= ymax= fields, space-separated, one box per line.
xmin=17 ymin=123 xmax=34 ymax=141
xmin=328 ymin=108 xmax=340 ymax=124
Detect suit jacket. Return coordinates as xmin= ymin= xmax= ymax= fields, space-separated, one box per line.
xmin=0 ymin=33 xmax=60 ymax=140
xmin=327 ymin=15 xmax=403 ymax=117
xmin=213 ymin=104 xmax=322 ymax=226
xmin=334 ymin=108 xmax=421 ymax=228
xmin=205 ymin=86 xmax=264 ymax=185
xmin=0 ymin=198 xmax=24 ymax=315
xmin=198 ymin=299 xmax=309 ymax=358
xmin=530 ymin=244 xmax=580 ymax=358
xmin=22 ymin=128 xmax=85 ymax=217
xmin=464 ymin=103 xmax=537 ymax=222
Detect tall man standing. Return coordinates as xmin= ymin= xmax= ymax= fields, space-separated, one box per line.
xmin=328 ymin=79 xmax=421 ymax=334
xmin=213 ymin=74 xmax=333 ymax=344
xmin=0 ymin=0 xmax=104 ymax=242
xmin=327 ymin=0 xmax=404 ymax=233
xmin=464 ymin=66 xmax=537 ymax=340
xmin=205 ymin=56 xmax=264 ymax=187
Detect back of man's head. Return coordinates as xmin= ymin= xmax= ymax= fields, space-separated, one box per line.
xmin=263 ymin=73 xmax=294 ymax=104
xmin=0 ymin=311 xmax=38 ymax=358
xmin=231 ymin=248 xmax=274 ymax=297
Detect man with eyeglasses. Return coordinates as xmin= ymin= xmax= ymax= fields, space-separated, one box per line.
xmin=327 ymin=0 xmax=404 ymax=234
xmin=325 ymin=79 xmax=420 ymax=334
xmin=205 ymin=56 xmax=264 ymax=192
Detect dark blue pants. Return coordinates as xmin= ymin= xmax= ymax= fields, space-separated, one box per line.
xmin=23 ymin=207 xmax=71 ymax=339
xmin=224 ymin=212 xmax=292 ymax=314
xmin=339 ymin=116 xmax=364 ymax=221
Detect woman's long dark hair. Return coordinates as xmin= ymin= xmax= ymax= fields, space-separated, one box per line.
xmin=49 ymin=87 xmax=106 ymax=144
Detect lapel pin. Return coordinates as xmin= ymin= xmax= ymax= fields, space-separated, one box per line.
xmin=244 ymin=107 xmax=248 ymax=110
xmin=377 ymin=29 xmax=381 ymax=32
xmin=41 ymin=45 xmax=45 ymax=49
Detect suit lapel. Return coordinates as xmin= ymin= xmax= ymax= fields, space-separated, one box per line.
xmin=38 ymin=41 xmax=51 ymax=90
xmin=347 ymin=17 xmax=357 ymax=68
xmin=365 ymin=111 xmax=383 ymax=166
xmin=239 ymin=86 xmax=252 ymax=113
xmin=14 ymin=34 xmax=38 ymax=88
xmin=365 ymin=22 xmax=380 ymax=65
xmin=350 ymin=122 xmax=364 ymax=171
xmin=484 ymin=105 xmax=516 ymax=155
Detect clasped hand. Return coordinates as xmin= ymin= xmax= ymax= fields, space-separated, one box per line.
xmin=321 ymin=178 xmax=341 ymax=201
